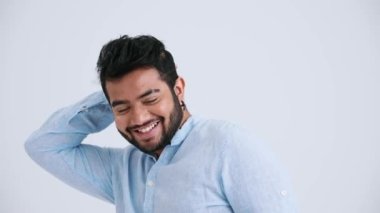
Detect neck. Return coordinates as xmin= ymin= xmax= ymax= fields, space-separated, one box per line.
xmin=179 ymin=110 xmax=191 ymax=129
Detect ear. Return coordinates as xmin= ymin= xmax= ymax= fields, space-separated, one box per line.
xmin=173 ymin=77 xmax=185 ymax=101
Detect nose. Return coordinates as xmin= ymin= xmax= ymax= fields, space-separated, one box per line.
xmin=129 ymin=105 xmax=150 ymax=126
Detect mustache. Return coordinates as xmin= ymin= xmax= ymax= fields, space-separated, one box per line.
xmin=126 ymin=118 xmax=161 ymax=131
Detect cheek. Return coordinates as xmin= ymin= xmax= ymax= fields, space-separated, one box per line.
xmin=153 ymin=99 xmax=175 ymax=127
xmin=156 ymin=96 xmax=176 ymax=115
xmin=114 ymin=116 xmax=128 ymax=131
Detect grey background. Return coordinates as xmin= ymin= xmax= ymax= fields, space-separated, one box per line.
xmin=1 ymin=0 xmax=379 ymax=212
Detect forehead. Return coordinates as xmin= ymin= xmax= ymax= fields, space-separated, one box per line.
xmin=105 ymin=67 xmax=167 ymax=100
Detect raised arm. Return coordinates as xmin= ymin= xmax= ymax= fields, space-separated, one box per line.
xmin=25 ymin=91 xmax=117 ymax=203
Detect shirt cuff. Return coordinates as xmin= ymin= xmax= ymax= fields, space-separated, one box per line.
xmin=40 ymin=91 xmax=114 ymax=134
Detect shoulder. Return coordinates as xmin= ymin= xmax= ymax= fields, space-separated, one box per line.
xmin=192 ymin=116 xmax=274 ymax=159
xmin=190 ymin=116 xmax=254 ymax=149
xmin=193 ymin=117 xmax=251 ymax=139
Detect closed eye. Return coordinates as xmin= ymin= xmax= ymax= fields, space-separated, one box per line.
xmin=143 ymin=98 xmax=158 ymax=105
xmin=115 ymin=106 xmax=130 ymax=115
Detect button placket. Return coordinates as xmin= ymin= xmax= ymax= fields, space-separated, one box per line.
xmin=142 ymin=147 xmax=171 ymax=213
xmin=143 ymin=165 xmax=157 ymax=213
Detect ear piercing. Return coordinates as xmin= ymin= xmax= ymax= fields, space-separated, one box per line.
xmin=180 ymin=100 xmax=186 ymax=111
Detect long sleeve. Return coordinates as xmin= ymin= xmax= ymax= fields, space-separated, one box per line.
xmin=220 ymin=125 xmax=298 ymax=213
xmin=24 ymin=91 xmax=117 ymax=203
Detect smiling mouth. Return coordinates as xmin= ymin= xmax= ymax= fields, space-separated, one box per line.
xmin=132 ymin=120 xmax=160 ymax=134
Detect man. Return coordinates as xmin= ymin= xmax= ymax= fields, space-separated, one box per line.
xmin=25 ymin=35 xmax=297 ymax=212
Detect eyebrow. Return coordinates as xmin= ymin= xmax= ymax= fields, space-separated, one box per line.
xmin=111 ymin=100 xmax=128 ymax=108
xmin=138 ymin=88 xmax=160 ymax=99
xmin=111 ymin=88 xmax=161 ymax=108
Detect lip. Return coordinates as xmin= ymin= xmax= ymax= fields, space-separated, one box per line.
xmin=129 ymin=120 xmax=161 ymax=141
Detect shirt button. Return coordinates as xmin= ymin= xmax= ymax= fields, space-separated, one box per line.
xmin=280 ymin=190 xmax=288 ymax=196
xmin=147 ymin=180 xmax=155 ymax=187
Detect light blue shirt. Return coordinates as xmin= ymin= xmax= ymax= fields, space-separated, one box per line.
xmin=25 ymin=91 xmax=297 ymax=213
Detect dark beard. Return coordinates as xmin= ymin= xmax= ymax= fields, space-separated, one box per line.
xmin=118 ymin=90 xmax=183 ymax=156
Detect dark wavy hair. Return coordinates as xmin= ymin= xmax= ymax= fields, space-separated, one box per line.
xmin=96 ymin=35 xmax=178 ymax=100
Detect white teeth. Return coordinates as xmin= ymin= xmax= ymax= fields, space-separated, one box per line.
xmin=136 ymin=121 xmax=159 ymax=133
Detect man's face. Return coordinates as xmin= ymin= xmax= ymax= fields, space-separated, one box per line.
xmin=106 ymin=67 xmax=183 ymax=156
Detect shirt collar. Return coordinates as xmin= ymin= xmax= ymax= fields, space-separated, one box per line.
xmin=170 ymin=115 xmax=196 ymax=146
